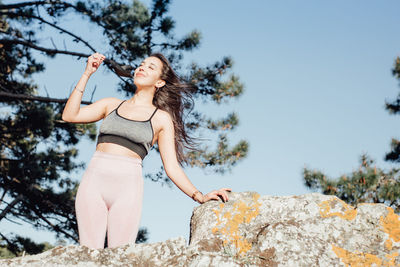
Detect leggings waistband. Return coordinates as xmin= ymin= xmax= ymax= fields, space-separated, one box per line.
xmin=92 ymin=150 xmax=142 ymax=165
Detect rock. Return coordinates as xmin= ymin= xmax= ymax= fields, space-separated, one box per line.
xmin=1 ymin=192 xmax=399 ymax=266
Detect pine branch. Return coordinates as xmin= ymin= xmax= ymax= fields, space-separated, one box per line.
xmin=151 ymin=42 xmax=178 ymax=49
xmin=0 ymin=91 xmax=93 ymax=105
xmin=0 ymin=194 xmax=23 ymax=222
xmin=145 ymin=2 xmax=159 ymax=55
xmin=0 ymin=1 xmax=100 ymax=25
xmin=27 ymin=200 xmax=78 ymax=242
xmin=0 ymin=38 xmax=134 ymax=82
xmin=0 ymin=38 xmax=87 ymax=57
xmin=0 ymin=11 xmax=97 ymax=52
xmin=2 ymin=174 xmax=78 ymax=241
xmin=0 ymin=1 xmax=46 ymax=10
xmin=0 ymin=232 xmax=18 ymax=256
xmin=0 ymin=189 xmax=7 ymax=206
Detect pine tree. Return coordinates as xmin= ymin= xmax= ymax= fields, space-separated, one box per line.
xmin=302 ymin=56 xmax=400 ymax=213
xmin=303 ymin=154 xmax=400 ymax=212
xmin=0 ymin=0 xmax=248 ymax=256
xmin=385 ymin=56 xmax=400 ymax=162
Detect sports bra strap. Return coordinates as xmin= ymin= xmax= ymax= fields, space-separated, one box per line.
xmin=112 ymin=100 xmax=126 ymax=113
xmin=149 ymin=107 xmax=158 ymax=120
xmin=117 ymin=100 xmax=126 ymax=109
xmin=115 ymin=100 xmax=157 ymax=120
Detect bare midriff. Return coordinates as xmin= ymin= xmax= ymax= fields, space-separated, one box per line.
xmin=96 ymin=143 xmax=142 ymax=159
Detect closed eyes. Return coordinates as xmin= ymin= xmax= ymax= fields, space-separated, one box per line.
xmin=140 ymin=62 xmax=157 ymax=70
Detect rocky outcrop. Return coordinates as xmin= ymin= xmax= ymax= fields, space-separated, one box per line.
xmin=1 ymin=192 xmax=400 ymax=266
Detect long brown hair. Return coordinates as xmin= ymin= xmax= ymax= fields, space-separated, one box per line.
xmin=150 ymin=53 xmax=200 ymax=167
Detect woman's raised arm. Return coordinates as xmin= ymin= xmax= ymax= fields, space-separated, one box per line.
xmin=62 ymin=52 xmax=112 ymax=123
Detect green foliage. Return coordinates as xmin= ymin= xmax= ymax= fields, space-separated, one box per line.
xmin=186 ymin=134 xmax=248 ymax=174
xmin=386 ymin=138 xmax=400 ymax=163
xmin=303 ymin=53 xmax=400 ymax=212
xmin=0 ymin=235 xmax=54 ymax=259
xmin=303 ymin=154 xmax=400 ymax=213
xmin=0 ymin=29 xmax=95 ymax=255
xmin=0 ymin=0 xmax=249 ymax=256
xmin=384 ymin=57 xmax=400 ymax=162
xmin=0 ymin=246 xmax=15 ymax=259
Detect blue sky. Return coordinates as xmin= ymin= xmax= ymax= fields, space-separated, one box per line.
xmin=2 ymin=0 xmax=400 ymax=246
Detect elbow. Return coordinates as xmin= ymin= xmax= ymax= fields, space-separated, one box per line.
xmin=62 ymin=108 xmax=78 ymax=122
xmin=165 ymin=163 xmax=181 ymax=178
xmin=61 ymin=113 xmax=68 ymax=122
xmin=61 ymin=112 xmax=74 ymax=122
xmin=61 ymin=113 xmax=70 ymax=122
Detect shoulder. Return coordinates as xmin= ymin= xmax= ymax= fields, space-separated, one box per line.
xmin=94 ymin=97 xmax=122 ymax=106
xmin=95 ymin=97 xmax=123 ymax=116
xmin=155 ymin=109 xmax=174 ymax=131
xmin=102 ymin=97 xmax=123 ymax=106
xmin=103 ymin=97 xmax=124 ymax=108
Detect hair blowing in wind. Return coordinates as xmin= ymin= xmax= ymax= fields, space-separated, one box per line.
xmin=149 ymin=53 xmax=201 ymax=167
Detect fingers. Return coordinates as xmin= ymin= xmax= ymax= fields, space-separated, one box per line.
xmin=218 ymin=191 xmax=229 ymax=202
xmin=91 ymin=52 xmax=105 ymax=59
xmin=88 ymin=52 xmax=106 ymax=62
xmin=217 ymin=188 xmax=232 ymax=202
xmin=207 ymin=194 xmax=221 ymax=202
xmin=202 ymin=188 xmax=232 ymax=204
xmin=212 ymin=189 xmax=231 ymax=203
xmin=220 ymin=188 xmax=232 ymax=192
xmin=87 ymin=52 xmax=106 ymax=72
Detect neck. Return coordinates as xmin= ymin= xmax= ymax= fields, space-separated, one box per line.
xmin=128 ymin=86 xmax=155 ymax=106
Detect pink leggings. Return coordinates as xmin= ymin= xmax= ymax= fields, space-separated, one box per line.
xmin=75 ymin=150 xmax=143 ymax=249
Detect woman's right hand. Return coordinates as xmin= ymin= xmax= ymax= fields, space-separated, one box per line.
xmin=84 ymin=52 xmax=105 ymax=76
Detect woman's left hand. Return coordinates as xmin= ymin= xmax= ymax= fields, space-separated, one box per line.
xmin=202 ymin=188 xmax=232 ymax=203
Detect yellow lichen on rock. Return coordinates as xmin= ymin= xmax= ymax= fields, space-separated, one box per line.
xmin=331 ymin=244 xmax=383 ymax=267
xmin=384 ymin=239 xmax=393 ymax=251
xmin=327 ymin=203 xmax=400 ymax=266
xmin=380 ymin=207 xmax=400 ymax=243
xmin=331 ymin=245 xmax=399 ymax=267
xmin=211 ymin=193 xmax=261 ymax=257
xmin=385 ymin=252 xmax=400 ymax=266
xmin=318 ymin=198 xmax=357 ymax=220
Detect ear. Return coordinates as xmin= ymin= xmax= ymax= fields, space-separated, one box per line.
xmin=156 ymin=79 xmax=166 ymax=88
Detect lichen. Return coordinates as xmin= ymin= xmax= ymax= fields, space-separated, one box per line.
xmin=318 ymin=198 xmax=357 ymax=221
xmin=380 ymin=207 xmax=400 ymax=243
xmin=331 ymin=244 xmax=398 ymax=267
xmin=319 ymin=199 xmax=400 ymax=266
xmin=211 ymin=192 xmax=261 ymax=258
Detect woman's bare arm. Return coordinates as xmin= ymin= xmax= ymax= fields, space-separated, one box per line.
xmin=62 ymin=94 xmax=118 ymax=123
xmin=158 ymin=111 xmax=231 ymax=203
xmin=62 ymin=52 xmax=114 ymax=123
xmin=158 ymin=111 xmax=201 ymax=200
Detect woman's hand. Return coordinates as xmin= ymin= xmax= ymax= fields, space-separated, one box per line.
xmin=202 ymin=188 xmax=232 ymax=203
xmin=84 ymin=52 xmax=105 ymax=76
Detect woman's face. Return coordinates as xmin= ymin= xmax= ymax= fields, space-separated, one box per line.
xmin=133 ymin=56 xmax=165 ymax=89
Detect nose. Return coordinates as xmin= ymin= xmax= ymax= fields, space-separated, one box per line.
xmin=135 ymin=67 xmax=143 ymax=75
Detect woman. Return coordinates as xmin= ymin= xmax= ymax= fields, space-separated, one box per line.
xmin=62 ymin=52 xmax=232 ymax=249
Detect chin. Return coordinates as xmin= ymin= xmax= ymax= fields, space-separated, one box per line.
xmin=134 ymin=79 xmax=153 ymax=89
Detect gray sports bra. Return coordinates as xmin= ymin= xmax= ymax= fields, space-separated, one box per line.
xmin=96 ymin=100 xmax=158 ymax=160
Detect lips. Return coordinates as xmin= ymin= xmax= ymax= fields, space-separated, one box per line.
xmin=136 ymin=72 xmax=146 ymax=77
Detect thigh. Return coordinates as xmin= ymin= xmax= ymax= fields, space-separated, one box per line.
xmin=106 ymin=170 xmax=144 ymax=248
xmin=75 ymin=166 xmax=108 ymax=249
xmin=75 ymin=166 xmax=107 ymax=216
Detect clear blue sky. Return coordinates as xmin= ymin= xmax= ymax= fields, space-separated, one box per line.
xmin=2 ymin=0 xmax=400 ymax=246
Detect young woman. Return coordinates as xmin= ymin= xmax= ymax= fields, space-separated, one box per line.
xmin=62 ymin=52 xmax=232 ymax=249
